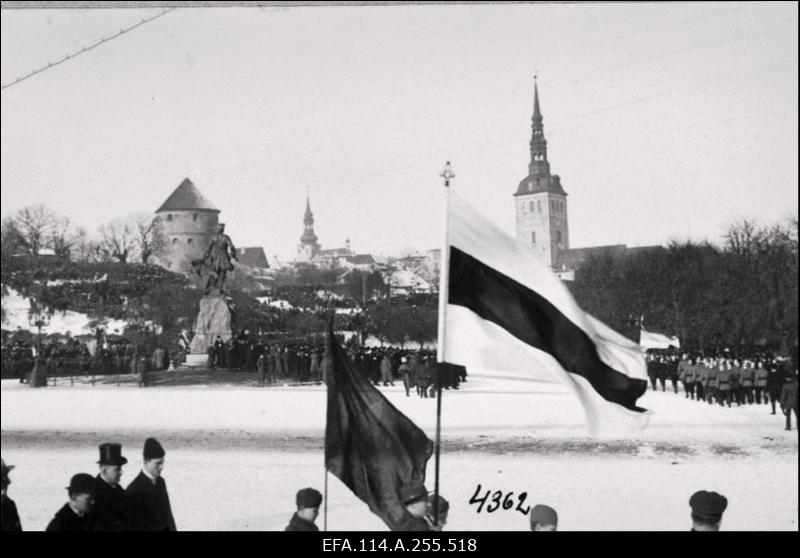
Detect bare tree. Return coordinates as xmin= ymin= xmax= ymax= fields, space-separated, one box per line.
xmin=131 ymin=212 xmax=166 ymax=264
xmin=98 ymin=218 xmax=137 ymax=263
xmin=10 ymin=204 xmax=57 ymax=255
xmin=724 ymin=219 xmax=764 ymax=258
xmin=1 ymin=217 xmax=24 ymax=258
xmin=49 ymin=216 xmax=84 ymax=259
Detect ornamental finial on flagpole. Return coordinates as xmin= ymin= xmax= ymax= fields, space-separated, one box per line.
xmin=439 ymin=161 xmax=455 ymax=188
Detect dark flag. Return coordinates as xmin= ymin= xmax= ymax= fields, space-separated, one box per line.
xmin=324 ymin=321 xmax=433 ymax=530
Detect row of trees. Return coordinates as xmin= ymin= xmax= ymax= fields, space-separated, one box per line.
xmin=570 ymin=218 xmax=798 ymax=354
xmin=1 ymin=204 xmax=166 ymax=264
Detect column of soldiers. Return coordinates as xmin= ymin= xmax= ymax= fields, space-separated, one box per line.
xmin=648 ymin=351 xmax=799 ymax=431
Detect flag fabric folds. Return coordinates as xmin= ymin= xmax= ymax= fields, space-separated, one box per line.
xmin=639 ymin=328 xmax=681 ymax=350
xmin=440 ymin=191 xmax=651 ymax=437
xmin=324 ymin=320 xmax=434 ymax=530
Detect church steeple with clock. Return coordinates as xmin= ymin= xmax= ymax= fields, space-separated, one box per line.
xmin=514 ymin=77 xmax=569 ymax=268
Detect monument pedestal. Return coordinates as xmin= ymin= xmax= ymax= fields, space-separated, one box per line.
xmin=186 ymin=295 xmax=233 ymax=366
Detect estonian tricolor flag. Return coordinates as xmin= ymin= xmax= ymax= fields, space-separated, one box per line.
xmin=439 ymin=191 xmax=651 ymax=437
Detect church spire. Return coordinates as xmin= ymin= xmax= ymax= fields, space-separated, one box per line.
xmin=300 ymin=192 xmax=318 ymax=245
xmin=529 ymin=75 xmax=549 ymax=177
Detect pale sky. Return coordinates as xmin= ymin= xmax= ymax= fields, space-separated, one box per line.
xmin=2 ymin=2 xmax=798 ymax=263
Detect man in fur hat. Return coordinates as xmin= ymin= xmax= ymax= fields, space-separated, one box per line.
xmin=285 ymin=487 xmax=322 ymax=531
xmin=125 ymin=438 xmax=176 ymax=531
xmin=93 ymin=443 xmax=131 ymax=531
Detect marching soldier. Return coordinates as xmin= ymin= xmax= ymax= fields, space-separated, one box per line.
xmin=739 ymin=361 xmax=755 ymax=405
xmin=125 ymin=438 xmax=176 ymax=531
xmin=717 ymin=362 xmax=731 ymax=407
xmin=695 ymin=359 xmax=707 ymax=402
xmin=678 ymin=355 xmax=692 ymax=399
xmin=754 ymin=361 xmax=769 ymax=404
xmin=705 ymin=360 xmax=719 ymax=405
xmin=284 ymin=487 xmax=322 ymax=531
xmin=93 ymin=443 xmax=130 ymax=531
xmin=46 ymin=474 xmax=96 ymax=531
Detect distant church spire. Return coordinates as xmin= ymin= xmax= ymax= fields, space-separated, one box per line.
xmin=300 ymin=192 xmax=318 ymax=244
xmin=529 ymin=75 xmax=549 ymax=177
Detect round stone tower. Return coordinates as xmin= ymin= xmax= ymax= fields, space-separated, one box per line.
xmin=155 ymin=178 xmax=220 ymax=273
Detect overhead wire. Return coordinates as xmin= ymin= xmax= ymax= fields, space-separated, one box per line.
xmin=1 ymin=8 xmax=176 ymax=91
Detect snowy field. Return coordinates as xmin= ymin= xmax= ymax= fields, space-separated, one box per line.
xmin=1 ymin=376 xmax=797 ymax=531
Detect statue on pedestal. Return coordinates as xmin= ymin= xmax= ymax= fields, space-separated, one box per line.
xmin=192 ymin=223 xmax=238 ymax=296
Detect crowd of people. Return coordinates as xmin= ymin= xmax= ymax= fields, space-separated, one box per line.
xmin=0 ymin=446 xmax=731 ymax=532
xmin=1 ymin=338 xmax=185 ymax=384
xmin=646 ymin=350 xmax=799 ymax=430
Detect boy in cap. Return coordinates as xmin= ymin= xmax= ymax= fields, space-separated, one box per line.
xmin=93 ymin=442 xmax=130 ymax=531
xmin=689 ymin=490 xmax=728 ymax=531
xmin=125 ymin=438 xmax=176 ymax=531
xmin=285 ymin=487 xmax=323 ymax=531
xmin=46 ymin=473 xmax=96 ymax=531
xmin=529 ymin=504 xmax=558 ymax=531
xmin=1 ymin=459 xmax=22 ymax=531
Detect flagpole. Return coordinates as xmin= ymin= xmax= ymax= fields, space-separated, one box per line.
xmin=324 ymin=468 xmax=329 ymax=531
xmin=434 ymin=161 xmax=454 ymax=526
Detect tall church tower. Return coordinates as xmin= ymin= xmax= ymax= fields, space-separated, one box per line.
xmin=514 ymin=78 xmax=569 ymax=268
xmin=297 ymin=193 xmax=320 ymax=262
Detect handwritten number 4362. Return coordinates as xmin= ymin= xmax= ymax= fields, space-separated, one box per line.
xmin=469 ymin=484 xmax=531 ymax=515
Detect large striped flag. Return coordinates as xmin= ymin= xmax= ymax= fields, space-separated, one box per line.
xmin=439 ymin=190 xmax=651 ymax=437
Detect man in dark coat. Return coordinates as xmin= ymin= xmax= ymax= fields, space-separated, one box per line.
xmin=285 ymin=487 xmax=322 ymax=531
xmin=93 ymin=443 xmax=130 ymax=531
xmin=767 ymin=360 xmax=787 ymax=415
xmin=125 ymin=438 xmax=176 ymax=531
xmin=46 ymin=473 xmax=96 ymax=531
xmin=1 ymin=459 xmax=22 ymax=531
xmin=780 ymin=372 xmax=798 ymax=431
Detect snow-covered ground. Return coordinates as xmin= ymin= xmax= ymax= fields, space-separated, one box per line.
xmin=1 ymin=376 xmax=797 ymax=531
xmin=1 ymin=287 xmax=128 ymax=336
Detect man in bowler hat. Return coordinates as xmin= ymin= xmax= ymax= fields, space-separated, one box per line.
xmin=285 ymin=487 xmax=323 ymax=531
xmin=689 ymin=490 xmax=728 ymax=531
xmin=125 ymin=438 xmax=176 ymax=531
xmin=1 ymin=459 xmax=22 ymax=531
xmin=46 ymin=473 xmax=96 ymax=531
xmin=93 ymin=443 xmax=130 ymax=531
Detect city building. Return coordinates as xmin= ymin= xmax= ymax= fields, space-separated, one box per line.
xmin=155 ymin=178 xmax=220 ymax=273
xmin=514 ymin=79 xmax=659 ymax=280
